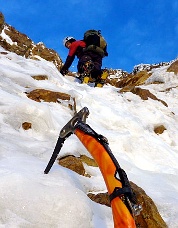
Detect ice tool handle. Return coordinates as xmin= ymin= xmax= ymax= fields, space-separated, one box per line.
xmin=44 ymin=106 xmax=142 ymax=225
xmin=60 ymin=107 xmax=90 ymax=138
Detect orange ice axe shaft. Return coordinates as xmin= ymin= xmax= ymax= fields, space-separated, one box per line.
xmin=44 ymin=107 xmax=142 ymax=228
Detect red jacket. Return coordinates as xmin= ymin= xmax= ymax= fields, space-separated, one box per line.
xmin=63 ymin=40 xmax=86 ymax=71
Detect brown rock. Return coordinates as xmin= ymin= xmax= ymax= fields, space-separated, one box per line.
xmin=0 ymin=51 xmax=8 ymax=55
xmin=29 ymin=43 xmax=62 ymax=71
xmin=22 ymin=122 xmax=32 ymax=130
xmin=0 ymin=12 xmax=4 ymax=32
xmin=31 ymin=75 xmax=48 ymax=80
xmin=167 ymin=60 xmax=178 ymax=74
xmin=0 ymin=25 xmax=32 ymax=56
xmin=80 ymin=155 xmax=98 ymax=167
xmin=87 ymin=192 xmax=110 ymax=207
xmin=131 ymin=182 xmax=168 ymax=228
xmin=87 ymin=182 xmax=167 ymax=227
xmin=116 ymin=71 xmax=151 ymax=89
xmin=26 ymin=89 xmax=70 ymax=103
xmin=130 ymin=87 xmax=168 ymax=107
xmin=58 ymin=155 xmax=85 ymax=176
xmin=154 ymin=125 xmax=166 ymax=134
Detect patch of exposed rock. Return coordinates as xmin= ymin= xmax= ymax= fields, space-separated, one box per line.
xmin=80 ymin=154 xmax=98 ymax=167
xmin=31 ymin=75 xmax=48 ymax=80
xmin=26 ymin=88 xmax=75 ymax=110
xmin=58 ymin=155 xmax=97 ymax=177
xmin=87 ymin=192 xmax=110 ymax=207
xmin=167 ymin=59 xmax=178 ymax=74
xmin=58 ymin=155 xmax=85 ymax=176
xmin=0 ymin=12 xmax=4 ymax=33
xmin=131 ymin=182 xmax=168 ymax=228
xmin=107 ymin=70 xmax=151 ymax=89
xmin=154 ymin=125 xmax=166 ymax=134
xmin=26 ymin=89 xmax=70 ymax=103
xmin=27 ymin=42 xmax=62 ymax=71
xmin=88 ymin=182 xmax=167 ymax=228
xmin=107 ymin=70 xmax=168 ymax=107
xmin=0 ymin=24 xmax=32 ymax=56
xmin=22 ymin=122 xmax=32 ymax=130
xmin=129 ymin=87 xmax=168 ymax=107
xmin=117 ymin=71 xmax=151 ymax=89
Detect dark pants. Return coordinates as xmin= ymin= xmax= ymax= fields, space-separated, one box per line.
xmin=77 ymin=51 xmax=102 ymax=79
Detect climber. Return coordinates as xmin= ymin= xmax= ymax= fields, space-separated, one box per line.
xmin=60 ymin=35 xmax=108 ymax=86
xmin=60 ymin=36 xmax=85 ymax=76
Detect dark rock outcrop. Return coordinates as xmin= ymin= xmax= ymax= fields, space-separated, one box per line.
xmin=0 ymin=12 xmax=4 ymax=33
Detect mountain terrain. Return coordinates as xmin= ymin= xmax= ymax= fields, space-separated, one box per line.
xmin=0 ymin=12 xmax=178 ymax=228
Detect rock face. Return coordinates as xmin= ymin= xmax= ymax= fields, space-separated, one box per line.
xmin=131 ymin=182 xmax=168 ymax=228
xmin=27 ymin=42 xmax=62 ymax=71
xmin=116 ymin=71 xmax=151 ymax=89
xmin=0 ymin=13 xmax=62 ymax=71
xmin=107 ymin=69 xmax=170 ymax=108
xmin=167 ymin=59 xmax=178 ymax=74
xmin=0 ymin=12 xmax=4 ymax=33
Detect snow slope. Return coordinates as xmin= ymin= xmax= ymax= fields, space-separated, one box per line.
xmin=0 ymin=46 xmax=178 ymax=227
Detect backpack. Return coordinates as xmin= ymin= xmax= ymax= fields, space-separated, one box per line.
xmin=83 ymin=30 xmax=108 ymax=58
